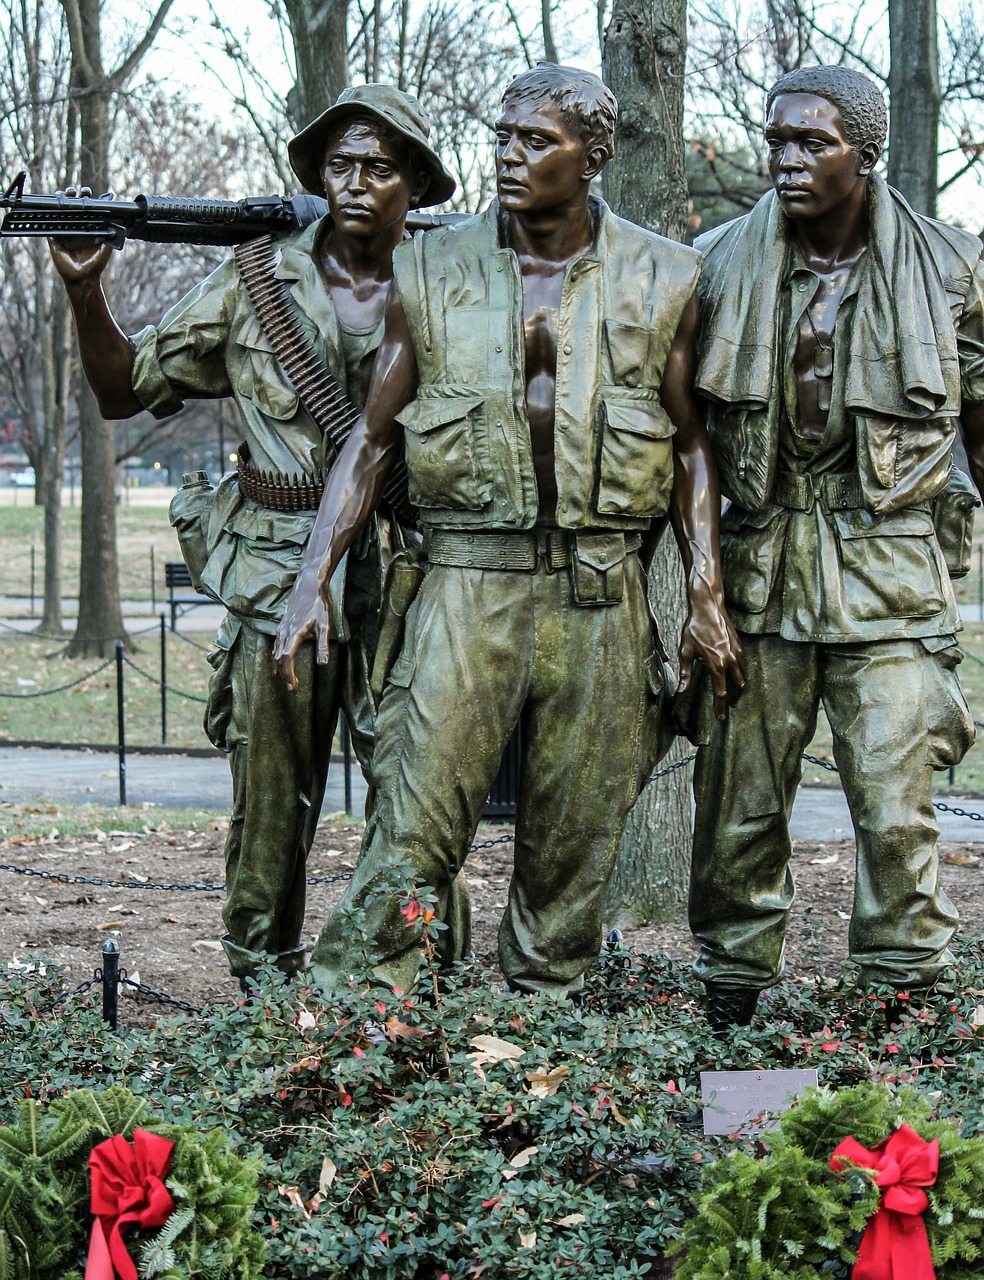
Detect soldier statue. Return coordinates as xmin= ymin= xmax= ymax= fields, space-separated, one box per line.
xmin=49 ymin=85 xmax=456 ymax=987
xmin=690 ymin=65 xmax=984 ymax=1030
xmin=274 ymin=63 xmax=745 ymax=997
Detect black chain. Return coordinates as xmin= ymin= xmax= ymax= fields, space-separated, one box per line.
xmin=121 ymin=653 xmax=208 ymax=704
xmin=29 ymin=974 xmax=101 ymax=1015
xmin=119 ymin=973 xmax=203 ymax=1015
xmin=650 ymin=752 xmax=696 ymax=781
xmin=0 ymin=861 xmax=354 ymax=891
xmin=0 ymin=657 xmax=114 ymax=698
xmin=169 ymin=628 xmax=212 ymax=653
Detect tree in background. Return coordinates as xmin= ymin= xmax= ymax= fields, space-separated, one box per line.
xmin=686 ymin=0 xmax=984 ymax=234
xmin=57 ymin=0 xmax=175 ymax=657
xmin=0 ymin=0 xmax=76 ymax=634
xmin=603 ymin=0 xmax=693 ymax=924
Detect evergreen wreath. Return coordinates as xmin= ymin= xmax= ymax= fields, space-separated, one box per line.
xmin=670 ymin=1082 xmax=984 ymax=1280
xmin=0 ymin=1085 xmax=265 ymax=1280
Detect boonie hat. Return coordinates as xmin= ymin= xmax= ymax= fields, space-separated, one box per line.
xmin=288 ymin=83 xmax=456 ymax=208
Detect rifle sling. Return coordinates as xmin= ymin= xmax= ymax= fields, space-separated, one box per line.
xmin=233 ymin=234 xmax=415 ymax=522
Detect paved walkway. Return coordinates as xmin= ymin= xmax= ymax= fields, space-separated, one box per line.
xmin=0 ymin=744 xmax=982 ymax=840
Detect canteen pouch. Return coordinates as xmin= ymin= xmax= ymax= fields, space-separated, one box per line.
xmin=932 ymin=465 xmax=980 ymax=579
xmin=168 ymin=470 xmax=215 ymax=590
xmin=570 ymin=531 xmax=626 ymax=606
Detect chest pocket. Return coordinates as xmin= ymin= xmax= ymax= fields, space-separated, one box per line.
xmin=231 ymin=314 xmax=299 ymax=421
xmin=396 ymin=390 xmax=492 ymax=511
xmin=596 ymin=387 xmax=675 ymax=519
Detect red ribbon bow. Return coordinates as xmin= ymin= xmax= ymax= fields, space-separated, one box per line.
xmin=85 ymin=1129 xmax=176 ymax=1280
xmin=829 ymin=1123 xmax=939 ymax=1280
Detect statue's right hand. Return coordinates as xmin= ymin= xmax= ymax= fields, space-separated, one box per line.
xmin=47 ymin=186 xmax=115 ymax=282
xmin=272 ymin=565 xmax=332 ymax=692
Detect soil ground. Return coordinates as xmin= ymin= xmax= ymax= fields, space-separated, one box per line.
xmin=2 ymin=818 xmax=982 ymax=1026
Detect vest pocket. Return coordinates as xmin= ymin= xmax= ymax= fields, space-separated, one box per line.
xmin=596 ymin=388 xmax=675 ymax=518
xmin=396 ymin=391 xmax=490 ymax=511
xmin=832 ymin=507 xmax=947 ymax=621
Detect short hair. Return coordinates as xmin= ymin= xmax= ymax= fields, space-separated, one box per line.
xmin=322 ymin=115 xmax=427 ymax=195
xmin=766 ymin=65 xmax=888 ymax=152
xmin=500 ymin=63 xmax=618 ymax=162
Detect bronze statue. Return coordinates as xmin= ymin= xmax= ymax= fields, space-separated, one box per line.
xmin=690 ymin=65 xmax=984 ymax=1030
xmin=274 ymin=63 xmax=745 ymax=997
xmin=48 ymin=85 xmax=456 ymax=987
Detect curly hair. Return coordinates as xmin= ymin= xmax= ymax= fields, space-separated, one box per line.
xmin=766 ymin=65 xmax=887 ymax=151
xmin=499 ymin=63 xmax=618 ymax=162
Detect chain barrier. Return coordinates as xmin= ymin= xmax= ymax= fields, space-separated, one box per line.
xmin=169 ymin=628 xmax=213 ymax=653
xmin=0 ymin=657 xmax=114 ymax=698
xmin=119 ymin=972 xmax=203 ymax=1015
xmin=121 ymin=652 xmax=208 ymax=704
xmin=30 ymin=974 xmax=100 ymax=1016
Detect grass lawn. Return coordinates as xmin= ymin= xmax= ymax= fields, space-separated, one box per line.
xmin=0 ymin=799 xmax=224 ymax=841
xmin=0 ymin=500 xmax=181 ymax=605
xmin=0 ymin=627 xmax=214 ymax=750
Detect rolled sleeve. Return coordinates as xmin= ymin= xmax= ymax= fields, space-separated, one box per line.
xmin=130 ymin=259 xmax=237 ymax=418
xmin=958 ymin=258 xmax=984 ymax=405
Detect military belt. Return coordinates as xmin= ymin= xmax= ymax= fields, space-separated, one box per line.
xmin=236 ymin=447 xmax=326 ymax=512
xmin=424 ymin=528 xmax=641 ymax=572
xmin=772 ymin=471 xmax=863 ymax=513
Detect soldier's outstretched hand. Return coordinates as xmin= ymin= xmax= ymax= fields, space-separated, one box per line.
xmin=47 ymin=187 xmax=115 ymax=283
xmin=273 ymin=565 xmax=332 ymax=692
xmin=676 ymin=592 xmax=746 ymax=722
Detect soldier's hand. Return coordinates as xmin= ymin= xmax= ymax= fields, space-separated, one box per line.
xmin=47 ymin=187 xmax=115 ymax=282
xmin=272 ymin=565 xmax=332 ymax=691
xmin=677 ymin=590 xmax=746 ymax=722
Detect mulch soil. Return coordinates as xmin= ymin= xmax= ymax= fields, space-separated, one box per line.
xmin=2 ymin=816 xmax=982 ymax=1026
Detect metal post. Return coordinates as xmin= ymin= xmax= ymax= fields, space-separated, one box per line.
xmin=150 ymin=545 xmax=156 ymax=612
xmin=341 ymin=715 xmax=353 ymax=816
xmin=30 ymin=543 xmax=35 ymax=616
xmin=160 ymin=613 xmax=167 ymax=745
xmin=115 ymin=640 xmax=127 ymax=805
xmin=101 ymin=938 xmax=119 ymax=1030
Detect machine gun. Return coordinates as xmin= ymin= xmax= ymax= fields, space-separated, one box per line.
xmin=0 ymin=171 xmax=460 ymax=249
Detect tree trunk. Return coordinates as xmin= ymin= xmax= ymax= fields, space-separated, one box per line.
xmin=603 ymin=0 xmax=691 ymax=925
xmin=283 ymin=0 xmax=349 ymax=129
xmin=888 ymin=0 xmax=939 ymax=216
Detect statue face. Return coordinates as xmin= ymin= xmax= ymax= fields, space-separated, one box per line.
xmin=765 ymin=93 xmax=867 ymax=221
xmin=494 ymin=100 xmax=590 ymax=212
xmin=320 ymin=125 xmax=413 ymax=237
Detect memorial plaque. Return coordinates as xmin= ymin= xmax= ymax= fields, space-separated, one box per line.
xmin=700 ymin=1068 xmax=818 ymax=1135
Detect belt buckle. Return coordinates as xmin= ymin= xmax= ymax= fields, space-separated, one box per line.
xmin=535 ymin=528 xmax=564 ymax=573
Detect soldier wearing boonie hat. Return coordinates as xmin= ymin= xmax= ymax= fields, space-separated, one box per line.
xmin=48 ymin=83 xmax=457 ymax=988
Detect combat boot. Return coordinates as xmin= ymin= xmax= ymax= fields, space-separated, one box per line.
xmin=705 ymin=982 xmax=759 ymax=1034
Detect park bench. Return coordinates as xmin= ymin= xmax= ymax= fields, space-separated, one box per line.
xmin=164 ymin=561 xmax=210 ymax=632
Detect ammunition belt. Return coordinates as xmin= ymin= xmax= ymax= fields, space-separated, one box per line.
xmin=425 ymin=528 xmax=641 ymax=572
xmin=236 ymin=452 xmax=326 ymax=512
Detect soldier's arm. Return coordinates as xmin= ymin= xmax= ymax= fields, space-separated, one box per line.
xmin=273 ymin=283 xmax=416 ymax=690
xmin=48 ymin=241 xmax=143 ymax=419
xmin=957 ymin=257 xmax=984 ymax=496
xmin=660 ymin=291 xmax=746 ymax=720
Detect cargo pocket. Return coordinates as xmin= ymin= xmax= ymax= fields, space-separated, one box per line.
xmin=833 ymin=507 xmax=947 ymax=622
xmin=570 ymin=532 xmax=627 ymax=606
xmin=720 ymin=504 xmax=786 ymax=615
xmin=635 ymin=647 xmax=677 ymax=796
xmin=396 ymin=391 xmax=491 ymax=511
xmin=921 ymin=636 xmax=975 ymax=770
xmin=596 ymin=387 xmax=675 ymax=519
xmin=374 ymin=650 xmax=417 ymax=771
xmin=231 ymin=319 xmax=299 ymax=420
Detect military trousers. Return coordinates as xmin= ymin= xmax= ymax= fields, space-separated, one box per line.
xmin=690 ymin=632 xmax=974 ymax=990
xmin=205 ymin=621 xmax=374 ymax=979
xmin=307 ymin=552 xmax=657 ymax=996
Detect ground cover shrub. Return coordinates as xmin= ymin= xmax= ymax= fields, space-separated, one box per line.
xmin=1 ymin=924 xmax=984 ymax=1277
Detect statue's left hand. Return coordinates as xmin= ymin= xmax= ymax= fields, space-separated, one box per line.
xmin=272 ymin=565 xmax=332 ymax=692
xmin=676 ymin=586 xmax=746 ymax=722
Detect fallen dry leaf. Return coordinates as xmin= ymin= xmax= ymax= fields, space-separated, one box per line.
xmin=385 ymin=1016 xmax=425 ymax=1041
xmin=809 ymin=853 xmax=839 ymax=866
xmin=969 ymin=1004 xmax=984 ymax=1029
xmin=943 ymin=852 xmax=981 ymax=867
xmin=525 ymin=1064 xmax=570 ymax=1097
xmin=277 ymin=1184 xmax=310 ymax=1219
xmin=468 ymin=1035 xmax=524 ymax=1065
xmin=518 ymin=1230 xmax=536 ymax=1249
xmin=319 ymin=1156 xmax=338 ymax=1195
xmin=556 ymin=1214 xmax=586 ymax=1227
